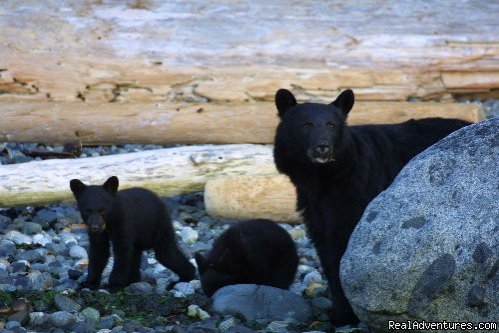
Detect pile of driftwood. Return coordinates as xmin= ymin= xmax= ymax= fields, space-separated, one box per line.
xmin=0 ymin=101 xmax=484 ymax=222
xmin=0 ymin=1 xmax=493 ymax=222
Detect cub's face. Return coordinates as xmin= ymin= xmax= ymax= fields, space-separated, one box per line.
xmin=274 ymin=89 xmax=354 ymax=165
xmin=195 ymin=252 xmax=238 ymax=297
xmin=70 ymin=176 xmax=119 ymax=234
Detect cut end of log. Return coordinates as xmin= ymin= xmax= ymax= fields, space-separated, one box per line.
xmin=204 ymin=175 xmax=302 ymax=224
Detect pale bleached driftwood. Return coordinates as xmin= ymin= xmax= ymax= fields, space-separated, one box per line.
xmin=0 ymin=144 xmax=277 ymax=207
xmin=204 ymin=175 xmax=302 ymax=223
xmin=0 ymin=1 xmax=498 ymax=102
xmin=0 ymin=101 xmax=484 ymax=145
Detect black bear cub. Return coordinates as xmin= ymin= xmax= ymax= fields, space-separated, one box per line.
xmin=70 ymin=176 xmax=195 ymax=291
xmin=195 ymin=219 xmax=298 ymax=297
xmin=273 ymin=88 xmax=470 ymax=326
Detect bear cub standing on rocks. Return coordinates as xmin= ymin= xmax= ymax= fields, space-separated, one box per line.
xmin=195 ymin=219 xmax=298 ymax=297
xmin=70 ymin=176 xmax=195 ymax=291
xmin=273 ymin=88 xmax=470 ymax=325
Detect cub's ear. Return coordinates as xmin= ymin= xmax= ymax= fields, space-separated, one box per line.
xmin=331 ymin=89 xmax=355 ymax=116
xmin=194 ymin=252 xmax=207 ymax=273
xmin=275 ymin=88 xmax=297 ymax=118
xmin=70 ymin=179 xmax=86 ymax=197
xmin=103 ymin=176 xmax=119 ymax=195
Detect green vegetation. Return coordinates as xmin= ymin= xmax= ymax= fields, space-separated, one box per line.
xmin=0 ymin=290 xmax=210 ymax=325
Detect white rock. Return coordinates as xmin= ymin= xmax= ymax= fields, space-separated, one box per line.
xmin=288 ymin=227 xmax=307 ymax=240
xmin=172 ymin=220 xmax=183 ymax=230
xmin=6 ymin=230 xmax=32 ymax=245
xmin=187 ymin=304 xmax=210 ymax=319
xmin=190 ymin=279 xmax=201 ymax=290
xmin=179 ymin=226 xmax=198 ymax=243
xmin=59 ymin=232 xmax=78 ymax=245
xmin=297 ymin=264 xmax=314 ymax=274
xmin=33 ymin=233 xmax=52 ymax=246
xmin=153 ymin=263 xmax=166 ymax=274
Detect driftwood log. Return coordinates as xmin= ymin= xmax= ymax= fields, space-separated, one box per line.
xmin=0 ymin=101 xmax=484 ymax=145
xmin=0 ymin=144 xmax=277 ymax=207
xmin=204 ymin=175 xmax=301 ymax=223
xmin=0 ymin=1 xmax=498 ymax=103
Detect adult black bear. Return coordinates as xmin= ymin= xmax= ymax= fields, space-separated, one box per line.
xmin=195 ymin=219 xmax=298 ymax=297
xmin=273 ymin=89 xmax=470 ymax=325
xmin=70 ymin=176 xmax=195 ymax=291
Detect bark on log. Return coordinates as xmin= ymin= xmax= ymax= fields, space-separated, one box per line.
xmin=204 ymin=175 xmax=301 ymax=223
xmin=0 ymin=101 xmax=484 ymax=145
xmin=0 ymin=144 xmax=277 ymax=207
xmin=0 ymin=1 xmax=498 ymax=102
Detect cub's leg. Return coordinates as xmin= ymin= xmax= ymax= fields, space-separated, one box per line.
xmin=154 ymin=242 xmax=195 ymax=281
xmin=81 ymin=233 xmax=110 ymax=290
xmin=128 ymin=248 xmax=142 ymax=285
xmin=108 ymin=241 xmax=133 ymax=291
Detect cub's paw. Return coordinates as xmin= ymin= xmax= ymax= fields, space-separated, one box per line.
xmin=105 ymin=282 xmax=126 ymax=293
xmin=79 ymin=280 xmax=100 ymax=290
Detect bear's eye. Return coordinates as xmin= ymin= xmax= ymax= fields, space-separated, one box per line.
xmin=327 ymin=122 xmax=335 ymax=129
xmin=302 ymin=122 xmax=313 ymax=129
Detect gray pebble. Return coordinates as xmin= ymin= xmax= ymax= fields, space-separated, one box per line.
xmin=54 ymin=294 xmax=82 ymax=312
xmin=34 ymin=208 xmax=58 ymax=223
xmin=0 ymin=240 xmax=16 ymax=257
xmin=69 ymin=244 xmax=88 ymax=259
xmin=22 ymin=221 xmax=43 ymax=235
xmin=47 ymin=311 xmax=79 ymax=327
xmin=174 ymin=282 xmax=195 ymax=296
xmin=125 ymin=282 xmax=153 ymax=295
xmin=81 ymin=307 xmax=100 ymax=327
xmin=14 ymin=250 xmax=43 ymax=263
xmin=310 ymin=297 xmax=333 ymax=310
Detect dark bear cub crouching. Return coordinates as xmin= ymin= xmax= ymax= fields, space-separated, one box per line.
xmin=273 ymin=88 xmax=470 ymax=325
xmin=195 ymin=219 xmax=298 ymax=297
xmin=70 ymin=176 xmax=195 ymax=291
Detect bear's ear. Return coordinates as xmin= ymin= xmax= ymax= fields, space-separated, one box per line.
xmin=331 ymin=89 xmax=355 ymax=116
xmin=194 ymin=252 xmax=207 ymax=273
xmin=70 ymin=179 xmax=86 ymax=197
xmin=275 ymin=88 xmax=297 ymax=118
xmin=103 ymin=176 xmax=119 ymax=195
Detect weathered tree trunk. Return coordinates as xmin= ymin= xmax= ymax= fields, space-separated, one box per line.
xmin=0 ymin=101 xmax=484 ymax=145
xmin=204 ymin=175 xmax=302 ymax=223
xmin=1 ymin=1 xmax=498 ymax=103
xmin=0 ymin=145 xmax=277 ymax=207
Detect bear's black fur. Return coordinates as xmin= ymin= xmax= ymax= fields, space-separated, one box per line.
xmin=195 ymin=219 xmax=298 ymax=297
xmin=273 ymin=88 xmax=470 ymax=325
xmin=70 ymin=176 xmax=195 ymax=291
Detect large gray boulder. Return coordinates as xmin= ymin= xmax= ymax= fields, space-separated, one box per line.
xmin=212 ymin=284 xmax=313 ymax=323
xmin=341 ymin=118 xmax=498 ymax=332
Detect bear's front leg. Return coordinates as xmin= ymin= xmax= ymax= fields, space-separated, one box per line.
xmin=108 ymin=241 xmax=133 ymax=292
xmin=82 ymin=233 xmax=110 ymax=290
xmin=323 ymin=244 xmax=359 ymax=326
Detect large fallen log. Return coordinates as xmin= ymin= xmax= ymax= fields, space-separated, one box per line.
xmin=0 ymin=1 xmax=498 ymax=102
xmin=204 ymin=175 xmax=301 ymax=223
xmin=0 ymin=144 xmax=277 ymax=207
xmin=0 ymin=101 xmax=484 ymax=145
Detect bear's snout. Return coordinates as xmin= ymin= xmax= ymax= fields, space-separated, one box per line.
xmin=316 ymin=143 xmax=330 ymax=154
xmin=307 ymin=141 xmax=334 ymax=164
xmin=87 ymin=213 xmax=106 ymax=233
